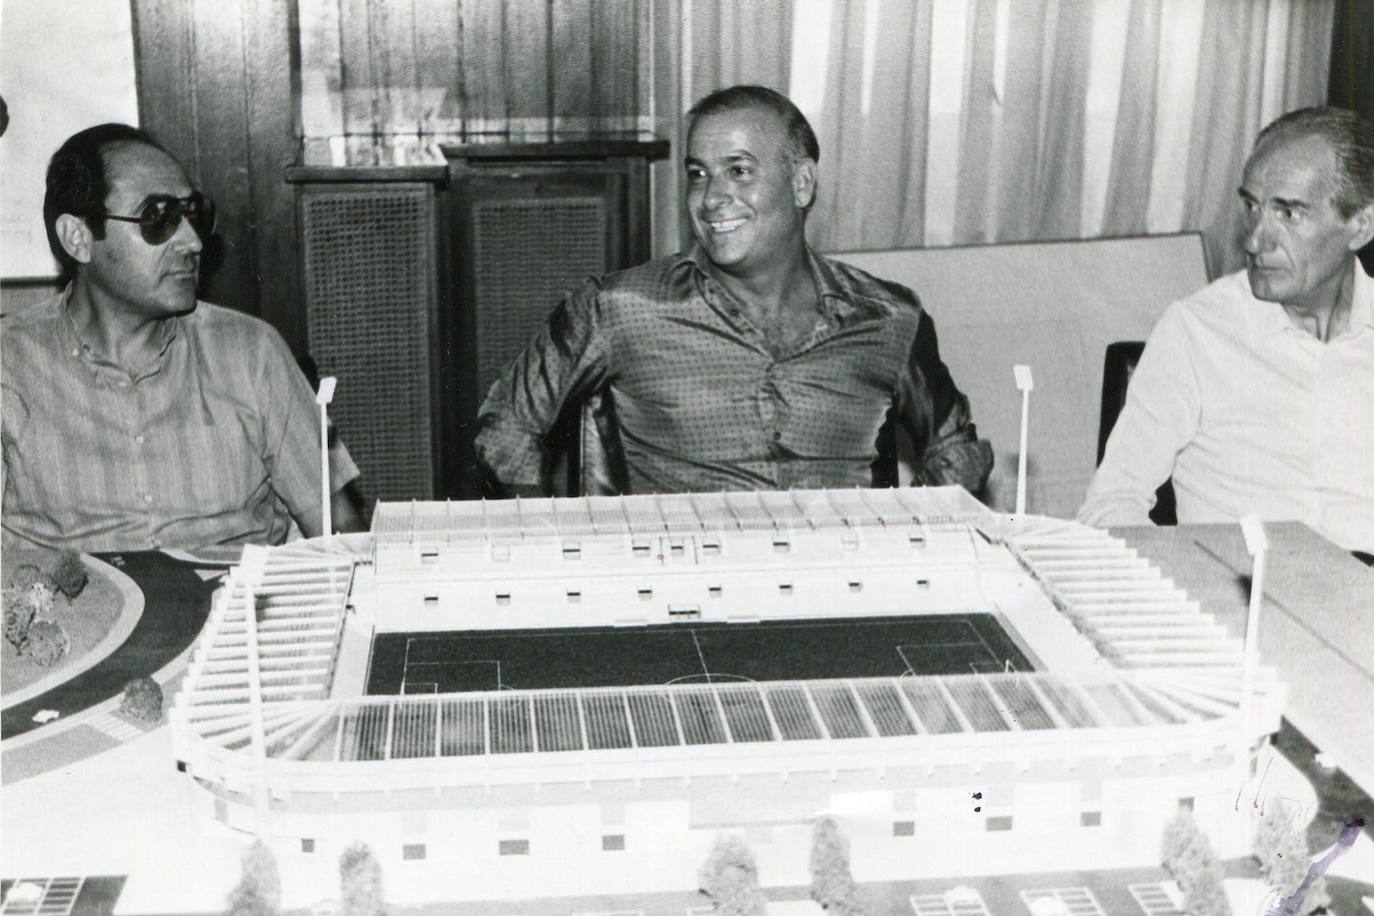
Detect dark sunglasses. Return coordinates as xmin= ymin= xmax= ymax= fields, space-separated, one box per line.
xmin=100 ymin=191 xmax=216 ymax=245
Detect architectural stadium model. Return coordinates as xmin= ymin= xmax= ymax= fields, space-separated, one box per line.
xmin=169 ymin=486 xmax=1284 ymax=905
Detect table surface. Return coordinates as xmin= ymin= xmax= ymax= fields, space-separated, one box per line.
xmin=2 ymin=528 xmax=1372 ymax=910
xmin=1117 ymin=521 xmax=1374 ymax=798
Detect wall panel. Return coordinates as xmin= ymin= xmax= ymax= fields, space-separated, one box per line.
xmin=191 ymin=0 xmax=256 ymax=315
xmin=301 ymin=0 xmax=650 ymax=139
xmin=373 ymin=0 xmax=422 ymax=135
xmin=458 ymin=0 xmax=509 ymax=133
xmin=338 ymin=0 xmax=380 ymax=137
xmin=505 ymin=0 xmax=552 ymax=132
xmin=551 ymin=0 xmax=595 ymax=131
xmin=133 ymin=0 xmax=302 ymax=343
xmin=592 ymin=0 xmax=642 ymax=131
xmin=414 ymin=1 xmax=463 ymax=134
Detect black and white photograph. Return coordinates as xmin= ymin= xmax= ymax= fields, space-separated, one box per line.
xmin=1 ymin=0 xmax=1371 ymax=913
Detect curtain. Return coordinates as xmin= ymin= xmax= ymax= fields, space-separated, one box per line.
xmin=810 ymin=0 xmax=935 ymax=251
xmin=653 ymin=0 xmax=1336 ymax=271
xmin=650 ymin=0 xmax=795 ymax=252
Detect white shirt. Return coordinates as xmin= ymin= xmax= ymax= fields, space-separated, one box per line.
xmin=1079 ymin=262 xmax=1374 ymax=553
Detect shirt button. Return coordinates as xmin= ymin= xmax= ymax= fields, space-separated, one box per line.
xmin=143 ymin=495 xmax=153 ymax=504
xmin=135 ymin=435 xmax=145 ymax=444
xmin=773 ymin=431 xmax=782 ymax=441
xmin=118 ymin=380 xmax=130 ymax=389
xmin=151 ymin=538 xmax=162 ymax=549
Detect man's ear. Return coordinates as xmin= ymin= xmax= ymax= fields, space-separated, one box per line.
xmin=792 ymin=158 xmax=818 ymax=210
xmin=55 ymin=214 xmax=93 ymax=266
xmin=1347 ymin=202 xmax=1374 ymax=252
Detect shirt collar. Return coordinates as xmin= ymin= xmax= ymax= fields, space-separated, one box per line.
xmin=678 ymin=244 xmax=858 ymax=321
xmin=1253 ymin=259 xmax=1374 ymax=339
xmin=57 ymin=281 xmax=181 ymax=367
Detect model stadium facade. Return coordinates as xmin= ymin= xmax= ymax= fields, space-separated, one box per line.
xmin=170 ymin=487 xmax=1282 ymax=904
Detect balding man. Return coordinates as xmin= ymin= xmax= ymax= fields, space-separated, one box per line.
xmin=477 ymin=85 xmax=992 ymax=497
xmin=1081 ymin=107 xmax=1374 ymax=558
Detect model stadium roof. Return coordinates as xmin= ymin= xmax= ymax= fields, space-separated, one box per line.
xmin=170 ymin=492 xmax=1282 ymax=787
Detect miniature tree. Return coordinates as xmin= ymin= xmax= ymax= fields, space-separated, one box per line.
xmin=24 ymin=620 xmax=68 ymax=667
xmin=810 ymin=816 xmax=863 ymax=914
xmin=1161 ymin=809 xmax=1231 ymax=916
xmin=699 ymin=834 xmax=767 ymax=916
xmin=26 ymin=581 xmax=55 ymax=619
xmin=50 ymin=550 xmax=88 ymax=600
xmin=226 ymin=839 xmax=281 ymax=916
xmin=120 ymin=676 xmax=164 ymax=725
xmin=340 ymin=841 xmax=385 ymax=916
xmin=1254 ymin=803 xmax=1329 ymax=915
xmin=4 ymin=563 xmax=44 ymax=591
xmin=1162 ymin=807 xmax=1196 ymax=868
xmin=4 ymin=587 xmax=36 ymax=650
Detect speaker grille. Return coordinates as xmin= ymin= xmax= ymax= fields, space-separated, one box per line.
xmin=301 ymin=185 xmax=435 ymax=501
xmin=472 ymin=196 xmax=607 ymax=395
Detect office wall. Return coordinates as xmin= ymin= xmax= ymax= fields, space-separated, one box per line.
xmin=129 ymin=0 xmax=303 ymax=347
xmin=0 ymin=0 xmax=139 ymax=281
xmin=298 ymin=0 xmax=648 ymax=140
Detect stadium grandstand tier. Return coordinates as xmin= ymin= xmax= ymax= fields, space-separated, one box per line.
xmin=169 ymin=487 xmax=1283 ymax=903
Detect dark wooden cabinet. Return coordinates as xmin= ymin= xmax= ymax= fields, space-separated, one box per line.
xmin=288 ymin=134 xmax=667 ymax=506
xmin=287 ymin=166 xmax=450 ymax=506
xmin=444 ymin=134 xmax=668 ymax=497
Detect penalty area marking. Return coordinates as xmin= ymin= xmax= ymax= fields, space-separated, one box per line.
xmin=402 ymin=659 xmax=501 ymax=693
xmin=664 ymin=672 xmax=756 ymax=686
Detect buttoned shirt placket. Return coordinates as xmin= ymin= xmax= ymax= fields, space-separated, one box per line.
xmin=67 ymin=311 xmax=176 ymax=550
xmin=694 ymin=271 xmax=840 ymax=487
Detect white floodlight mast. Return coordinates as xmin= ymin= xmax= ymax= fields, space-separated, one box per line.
xmin=238 ymin=545 xmax=271 ymax=835
xmin=1013 ymin=365 xmax=1034 ymax=516
xmin=1236 ymin=514 xmax=1267 ymax=822
xmin=316 ymin=377 xmax=338 ymax=547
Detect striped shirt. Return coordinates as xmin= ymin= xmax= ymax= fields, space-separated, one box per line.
xmin=476 ymin=246 xmax=993 ymax=495
xmin=2 ymin=288 xmax=359 ymax=551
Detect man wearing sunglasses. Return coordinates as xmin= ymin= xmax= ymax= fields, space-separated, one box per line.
xmin=1 ymin=123 xmax=364 ymax=551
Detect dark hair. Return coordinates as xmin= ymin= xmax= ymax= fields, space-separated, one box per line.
xmin=44 ymin=123 xmax=169 ymax=277
xmin=687 ymin=85 xmax=820 ymax=164
xmin=1254 ymin=107 xmax=1374 ymax=218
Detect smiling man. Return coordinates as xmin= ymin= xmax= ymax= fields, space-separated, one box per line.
xmin=1080 ymin=107 xmax=1374 ymax=556
xmin=2 ymin=123 xmax=363 ymax=550
xmin=476 ymin=85 xmax=992 ymax=497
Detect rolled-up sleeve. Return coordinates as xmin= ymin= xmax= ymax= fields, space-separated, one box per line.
xmin=475 ymin=279 xmax=611 ymax=493
xmin=1079 ymin=304 xmax=1200 ymax=527
xmin=897 ymin=310 xmax=994 ymax=492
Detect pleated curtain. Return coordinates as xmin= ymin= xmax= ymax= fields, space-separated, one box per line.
xmin=658 ymin=0 xmax=1335 ymax=275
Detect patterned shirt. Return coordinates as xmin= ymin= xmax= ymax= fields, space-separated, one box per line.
xmin=2 ymin=288 xmax=359 ymax=551
xmin=476 ymin=246 xmax=993 ymax=495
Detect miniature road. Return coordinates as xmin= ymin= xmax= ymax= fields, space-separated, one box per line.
xmin=0 ymin=552 xmax=219 ymax=740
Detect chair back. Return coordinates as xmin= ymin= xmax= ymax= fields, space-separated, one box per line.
xmin=1098 ymin=340 xmax=1176 ymax=525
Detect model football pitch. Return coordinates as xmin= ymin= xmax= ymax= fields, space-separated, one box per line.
xmin=366 ymin=614 xmax=1033 ymax=695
